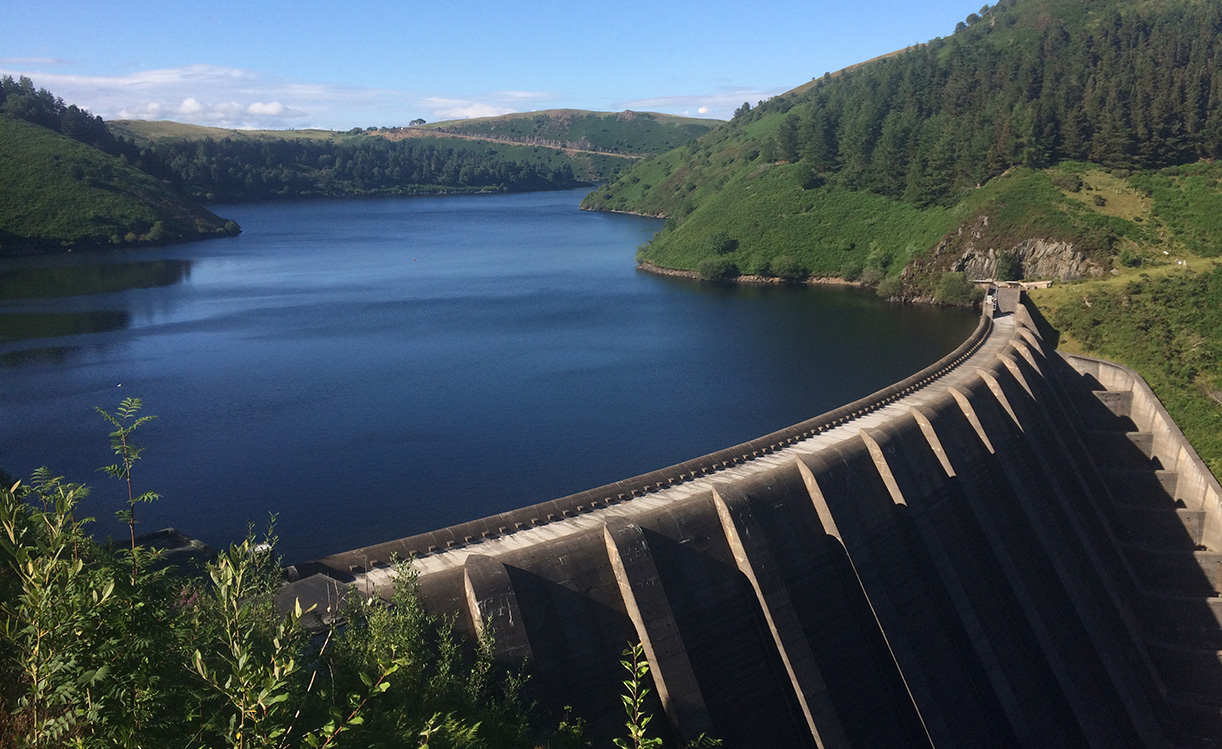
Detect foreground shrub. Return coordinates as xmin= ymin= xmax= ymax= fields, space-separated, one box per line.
xmin=0 ymin=402 xmax=554 ymax=748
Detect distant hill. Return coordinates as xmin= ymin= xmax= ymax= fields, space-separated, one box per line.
xmin=108 ymin=120 xmax=356 ymax=145
xmin=117 ymin=127 xmax=586 ymax=202
xmin=0 ymin=115 xmax=238 ymax=256
xmin=407 ymin=109 xmax=722 ymax=156
xmin=112 ymin=110 xmax=723 ymax=158
xmin=108 ymin=110 xmax=720 ymax=187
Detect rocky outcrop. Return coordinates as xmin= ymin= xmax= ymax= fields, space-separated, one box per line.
xmin=954 ymin=237 xmax=1101 ymax=281
xmin=946 ymin=214 xmax=1104 ymax=281
xmin=893 ymin=212 xmax=1109 ymax=304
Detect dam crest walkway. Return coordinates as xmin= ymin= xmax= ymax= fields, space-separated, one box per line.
xmin=354 ymin=314 xmax=1016 ymax=587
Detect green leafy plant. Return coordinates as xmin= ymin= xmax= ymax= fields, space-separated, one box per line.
xmin=614 ymin=642 xmax=661 ymax=749
xmin=322 ymin=561 xmax=536 ymax=747
xmin=0 ymin=401 xmax=572 ymax=747
xmin=995 ymin=250 xmax=1022 ymax=281
xmin=0 ymin=471 xmax=114 ymax=745
xmin=96 ymin=397 xmax=159 ymax=576
xmin=706 ymin=231 xmax=738 ymax=256
xmin=877 ymin=277 xmax=903 ymax=299
xmin=189 ymin=531 xmax=305 ymax=749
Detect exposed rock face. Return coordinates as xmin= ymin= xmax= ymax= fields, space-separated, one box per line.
xmin=934 ymin=214 xmax=1105 ymax=282
xmin=895 ymin=212 xmax=1109 ymax=304
xmin=954 ymin=238 xmax=1101 ymax=281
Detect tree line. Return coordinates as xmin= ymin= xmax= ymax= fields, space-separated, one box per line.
xmin=750 ymin=0 xmax=1222 ymax=207
xmin=1 ymin=75 xmax=583 ymax=203
xmin=133 ymin=137 xmax=582 ymax=202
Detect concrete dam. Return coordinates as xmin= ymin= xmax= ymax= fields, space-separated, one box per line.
xmin=283 ymin=292 xmax=1222 ymax=747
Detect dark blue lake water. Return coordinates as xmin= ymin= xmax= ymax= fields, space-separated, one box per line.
xmin=0 ymin=189 xmax=977 ymax=563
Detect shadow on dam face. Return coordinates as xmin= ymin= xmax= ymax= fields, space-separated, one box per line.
xmin=502 ymin=560 xmax=638 ymax=743
xmin=280 ymin=297 xmax=1222 ymax=747
xmin=641 ymin=524 xmax=814 ymax=748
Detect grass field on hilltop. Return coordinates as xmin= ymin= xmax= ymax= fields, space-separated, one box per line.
xmin=108 ymin=119 xmax=357 ymax=144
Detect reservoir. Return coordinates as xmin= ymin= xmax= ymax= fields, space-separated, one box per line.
xmin=0 ymin=189 xmax=977 ymax=563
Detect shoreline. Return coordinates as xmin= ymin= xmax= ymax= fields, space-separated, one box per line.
xmin=635 ymin=260 xmax=865 ymax=288
xmin=577 ymin=205 xmax=664 ymax=219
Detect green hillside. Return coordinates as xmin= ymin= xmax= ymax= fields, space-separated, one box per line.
xmin=0 ymin=115 xmax=238 ymax=255
xmin=585 ymin=0 xmax=1222 ymax=289
xmin=415 ymin=109 xmax=722 ymax=156
xmin=583 ymin=0 xmax=1222 ymax=477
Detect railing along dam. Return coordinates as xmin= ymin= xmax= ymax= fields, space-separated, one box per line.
xmin=282 ymin=292 xmax=1222 ymax=747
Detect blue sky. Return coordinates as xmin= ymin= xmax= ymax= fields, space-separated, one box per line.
xmin=3 ymin=0 xmax=987 ymax=130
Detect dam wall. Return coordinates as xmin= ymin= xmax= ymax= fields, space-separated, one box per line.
xmin=284 ymin=298 xmax=1222 ymax=747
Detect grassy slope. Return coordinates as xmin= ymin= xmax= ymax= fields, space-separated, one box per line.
xmin=416 ymin=109 xmax=722 ymax=155
xmin=636 ymin=162 xmax=953 ymax=276
xmin=608 ymin=158 xmax=1148 ymax=289
xmin=1026 ymin=160 xmax=1222 ymax=476
xmin=111 ymin=111 xmax=722 ymax=156
xmin=0 ymin=116 xmax=237 ymax=254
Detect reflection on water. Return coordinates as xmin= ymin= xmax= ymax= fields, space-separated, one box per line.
xmin=1 ymin=344 xmax=93 ymax=368
xmin=0 ymin=259 xmax=192 ymax=300
xmin=0 ymin=310 xmax=131 ymax=343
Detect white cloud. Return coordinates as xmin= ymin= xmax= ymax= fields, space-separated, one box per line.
xmin=0 ymin=63 xmax=351 ymax=128
xmin=1 ymin=58 xmax=744 ymax=130
xmin=118 ymin=101 xmax=163 ymax=119
xmin=417 ymin=91 xmax=558 ymax=122
xmin=247 ymin=101 xmax=303 ymax=117
xmin=0 ymin=62 xmax=548 ymax=129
